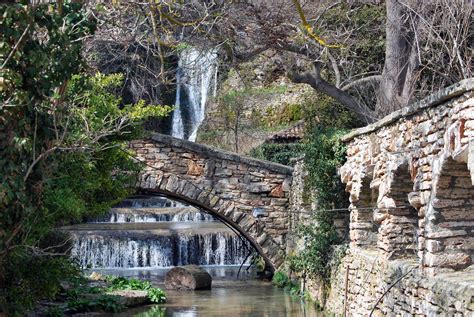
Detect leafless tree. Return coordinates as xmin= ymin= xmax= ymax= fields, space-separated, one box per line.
xmin=85 ymin=1 xmax=224 ymax=103
xmin=210 ymin=0 xmax=472 ymax=123
xmin=85 ymin=0 xmax=471 ymax=124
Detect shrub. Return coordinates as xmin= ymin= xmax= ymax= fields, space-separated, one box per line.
xmin=272 ymin=271 xmax=290 ymax=288
xmin=249 ymin=142 xmax=304 ymax=166
xmin=106 ymin=276 xmax=166 ymax=304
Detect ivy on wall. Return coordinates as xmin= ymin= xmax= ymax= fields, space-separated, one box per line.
xmin=287 ymin=95 xmax=360 ymax=282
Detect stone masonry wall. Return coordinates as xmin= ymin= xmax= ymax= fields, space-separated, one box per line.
xmin=326 ymin=79 xmax=474 ymax=315
xmin=129 ymin=133 xmax=293 ymax=269
xmin=326 ymin=249 xmax=473 ymax=316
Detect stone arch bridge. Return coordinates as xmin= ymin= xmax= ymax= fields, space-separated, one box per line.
xmin=130 ymin=134 xmax=293 ymax=270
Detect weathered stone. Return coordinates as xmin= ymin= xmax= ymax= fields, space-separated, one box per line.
xmin=165 ymin=265 xmax=212 ymax=290
xmin=325 ymin=81 xmax=474 ymax=316
xmin=248 ymin=182 xmax=273 ymax=193
xmin=269 ymin=183 xmax=284 ymax=197
xmin=424 ymin=252 xmax=472 ymax=270
xmin=106 ymin=290 xmax=150 ymax=307
xmin=187 ymin=160 xmax=204 ymax=176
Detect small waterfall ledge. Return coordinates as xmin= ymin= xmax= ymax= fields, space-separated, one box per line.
xmin=71 ymin=231 xmax=248 ymax=268
xmin=91 ymin=207 xmax=216 ymax=223
xmin=67 ymin=197 xmax=250 ymax=269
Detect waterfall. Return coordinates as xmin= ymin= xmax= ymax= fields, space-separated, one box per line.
xmin=171 ymin=66 xmax=185 ymax=139
xmin=67 ymin=196 xmax=251 ymax=269
xmin=171 ymin=210 xmax=215 ymax=222
xmin=107 ymin=212 xmax=171 ymax=223
xmin=91 ymin=208 xmax=216 ymax=223
xmin=171 ymin=48 xmax=218 ymax=141
xmin=70 ymin=232 xmax=249 ymax=268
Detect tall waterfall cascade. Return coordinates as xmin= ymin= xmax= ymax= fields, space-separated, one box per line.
xmin=66 ymin=196 xmax=250 ymax=269
xmin=171 ymin=48 xmax=218 ymax=141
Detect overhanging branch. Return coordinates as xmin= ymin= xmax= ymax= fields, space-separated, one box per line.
xmin=288 ymin=63 xmax=376 ymax=124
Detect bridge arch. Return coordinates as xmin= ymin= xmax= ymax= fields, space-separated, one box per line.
xmin=131 ymin=134 xmax=294 ymax=270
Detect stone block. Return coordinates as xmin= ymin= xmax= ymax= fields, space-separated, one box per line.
xmin=187 ymin=160 xmax=204 ymax=176
xmin=269 ymin=184 xmax=284 ymax=197
xmin=424 ymin=251 xmax=472 ymax=269
xmin=248 ymin=182 xmax=273 ymax=193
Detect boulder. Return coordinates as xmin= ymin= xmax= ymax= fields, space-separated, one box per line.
xmin=165 ymin=265 xmax=212 ymax=290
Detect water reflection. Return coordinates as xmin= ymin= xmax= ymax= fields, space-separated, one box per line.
xmin=89 ymin=267 xmax=321 ymax=317
xmin=115 ymin=283 xmax=321 ymax=317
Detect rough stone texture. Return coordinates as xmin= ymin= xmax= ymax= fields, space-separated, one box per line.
xmin=326 ymin=248 xmax=474 ymax=316
xmin=288 ymin=158 xmax=312 ymax=228
xmin=327 ymin=80 xmax=474 ymax=316
xmin=165 ymin=265 xmax=212 ymax=290
xmin=106 ymin=290 xmax=150 ymax=307
xmin=340 ymin=79 xmax=474 ymax=270
xmin=130 ymin=133 xmax=293 ymax=270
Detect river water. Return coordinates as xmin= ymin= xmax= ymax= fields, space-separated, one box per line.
xmin=89 ymin=266 xmax=322 ymax=317
xmin=66 ymin=196 xmax=322 ymax=316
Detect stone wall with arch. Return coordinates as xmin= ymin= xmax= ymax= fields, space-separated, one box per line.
xmin=340 ymin=79 xmax=474 ymax=271
xmin=129 ymin=133 xmax=294 ymax=270
xmin=327 ymin=79 xmax=474 ymax=316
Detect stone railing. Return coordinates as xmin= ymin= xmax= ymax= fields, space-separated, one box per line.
xmin=325 ymin=79 xmax=474 ymax=316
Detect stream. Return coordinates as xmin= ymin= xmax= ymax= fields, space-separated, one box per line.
xmin=66 ymin=196 xmax=322 ymax=316
xmin=94 ymin=267 xmax=322 ymax=317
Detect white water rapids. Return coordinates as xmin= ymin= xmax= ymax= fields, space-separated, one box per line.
xmin=67 ymin=197 xmax=250 ymax=269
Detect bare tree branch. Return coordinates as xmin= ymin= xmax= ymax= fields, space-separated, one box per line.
xmin=342 ymin=75 xmax=382 ymax=91
xmin=288 ymin=62 xmax=376 ymax=123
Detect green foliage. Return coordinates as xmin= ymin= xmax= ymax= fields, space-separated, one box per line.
xmin=2 ymin=255 xmax=81 ymax=312
xmin=45 ymin=306 xmax=65 ymax=317
xmin=66 ymin=294 xmax=124 ymax=314
xmin=272 ymin=271 xmax=300 ymax=297
xmin=0 ymin=4 xmax=169 ymax=314
xmin=261 ymin=102 xmax=303 ymax=129
xmin=249 ymin=142 xmax=304 ymax=166
xmin=285 ymin=94 xmax=356 ymax=282
xmin=304 ymin=128 xmax=349 ymax=208
xmin=287 ymin=127 xmax=348 ymax=281
xmin=147 ymin=288 xmax=167 ymax=304
xmin=106 ymin=275 xmax=152 ymax=290
xmin=52 ymin=275 xmax=166 ymax=314
xmin=303 ymin=94 xmax=362 ymax=130
xmin=0 ymin=3 xmax=94 ymax=313
xmin=272 ymin=271 xmax=290 ymax=288
xmin=106 ymin=276 xmax=166 ymax=304
xmin=219 ymin=86 xmax=289 ymax=126
xmin=287 ymin=211 xmax=341 ymax=281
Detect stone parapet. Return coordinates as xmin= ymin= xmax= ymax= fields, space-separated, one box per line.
xmin=339 ymin=79 xmax=474 ymax=273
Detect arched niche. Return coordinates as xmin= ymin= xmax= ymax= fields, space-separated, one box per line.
xmin=378 ymin=162 xmax=419 ymax=259
xmin=349 ymin=165 xmax=379 ymax=249
xmin=425 ymin=157 xmax=473 ymax=271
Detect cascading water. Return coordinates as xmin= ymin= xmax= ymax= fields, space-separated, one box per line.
xmin=171 ymin=48 xmax=218 ymax=141
xmin=91 ymin=207 xmax=215 ymax=223
xmin=66 ymin=196 xmax=250 ymax=269
xmin=71 ymin=231 xmax=247 ymax=269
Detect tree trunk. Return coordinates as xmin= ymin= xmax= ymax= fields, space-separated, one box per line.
xmin=165 ymin=265 xmax=212 ymax=290
xmin=377 ymin=0 xmax=419 ymax=117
